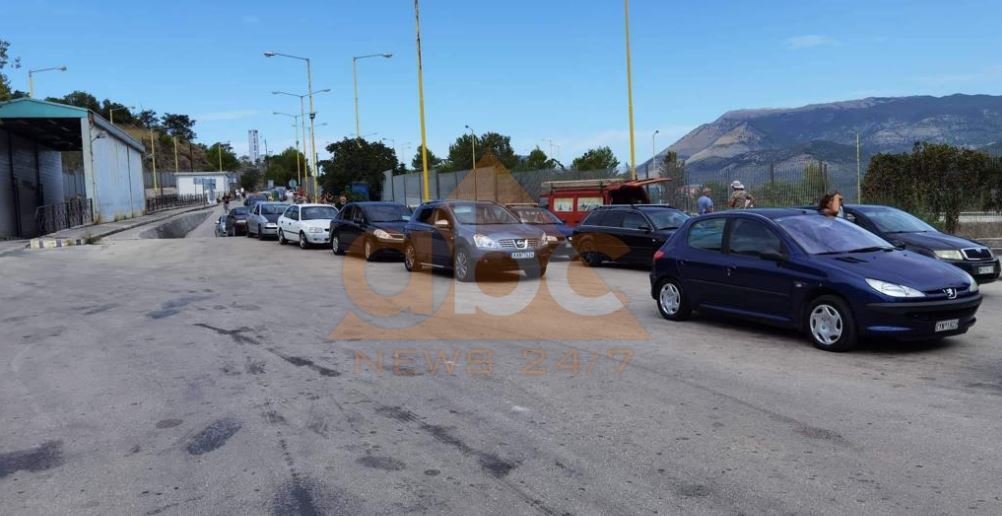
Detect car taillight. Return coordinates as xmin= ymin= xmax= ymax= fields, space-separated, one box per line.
xmin=653 ymin=250 xmax=665 ymax=261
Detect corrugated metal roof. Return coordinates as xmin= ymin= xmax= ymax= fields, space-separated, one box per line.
xmin=0 ymin=98 xmax=145 ymax=152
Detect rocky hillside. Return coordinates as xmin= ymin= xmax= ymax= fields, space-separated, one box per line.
xmin=647 ymin=94 xmax=1002 ymax=184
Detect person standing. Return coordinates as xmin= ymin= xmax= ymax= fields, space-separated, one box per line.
xmin=818 ymin=192 xmax=844 ymax=218
xmin=697 ymin=188 xmax=714 ymax=215
xmin=728 ymin=180 xmax=755 ymax=209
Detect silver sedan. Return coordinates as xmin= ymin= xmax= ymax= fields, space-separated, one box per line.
xmin=246 ymin=202 xmax=290 ymax=240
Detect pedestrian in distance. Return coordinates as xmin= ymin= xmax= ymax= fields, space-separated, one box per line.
xmin=336 ymin=195 xmax=348 ymax=209
xmin=697 ymin=187 xmax=714 ymax=214
xmin=222 ymin=193 xmax=230 ymax=213
xmin=728 ymin=180 xmax=755 ymax=209
xmin=818 ymin=191 xmax=845 ymax=218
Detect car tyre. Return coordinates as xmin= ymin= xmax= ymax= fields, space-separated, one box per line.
xmin=806 ymin=295 xmax=857 ymax=352
xmin=579 ymin=240 xmax=602 ymax=267
xmin=656 ymin=277 xmax=691 ymax=321
xmin=524 ymin=263 xmax=547 ymax=279
xmin=278 ymin=229 xmax=288 ymax=245
xmin=454 ymin=247 xmax=474 ymax=282
xmin=257 ymin=226 xmax=264 ymax=240
xmin=299 ymin=232 xmax=309 ymax=250
xmin=331 ymin=233 xmax=344 ymax=255
xmin=404 ymin=243 xmax=423 ymax=272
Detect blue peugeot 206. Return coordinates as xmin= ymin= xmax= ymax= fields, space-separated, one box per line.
xmin=650 ymin=209 xmax=983 ymax=351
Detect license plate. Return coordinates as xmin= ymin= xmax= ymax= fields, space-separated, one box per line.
xmin=511 ymin=251 xmax=535 ymax=259
xmin=978 ymin=266 xmax=995 ymax=275
xmin=935 ymin=319 xmax=959 ymax=332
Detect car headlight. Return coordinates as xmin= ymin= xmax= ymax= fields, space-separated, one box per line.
xmin=933 ymin=249 xmax=964 ymax=261
xmin=373 ymin=229 xmax=392 ymax=240
xmin=538 ymin=234 xmax=550 ymax=247
xmin=965 ymin=272 xmax=979 ymax=293
xmin=473 ymin=234 xmax=500 ymax=249
xmin=546 ymin=234 xmax=558 ymax=243
xmin=865 ymin=278 xmax=926 ymax=298
xmin=308 ymin=227 xmax=324 ymax=233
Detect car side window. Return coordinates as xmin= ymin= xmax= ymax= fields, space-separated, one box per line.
xmin=282 ymin=207 xmax=294 ymax=218
xmin=687 ymin=218 xmax=726 ymax=252
xmin=728 ymin=219 xmax=783 ymax=257
xmin=602 ymin=210 xmax=626 ymax=228
xmin=290 ymin=208 xmax=300 ymax=221
xmin=581 ymin=210 xmax=605 ymax=226
xmin=353 ymin=208 xmax=365 ymax=224
xmin=622 ymin=212 xmax=648 ymax=230
xmin=433 ymin=208 xmax=451 ymax=227
xmin=414 ymin=206 xmax=434 ymax=224
xmin=340 ymin=206 xmax=353 ymax=221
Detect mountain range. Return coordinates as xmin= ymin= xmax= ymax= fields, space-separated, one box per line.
xmin=643 ymin=94 xmax=1002 ymax=186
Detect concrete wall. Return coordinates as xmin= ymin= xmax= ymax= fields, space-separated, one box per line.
xmin=84 ymin=119 xmax=145 ymax=222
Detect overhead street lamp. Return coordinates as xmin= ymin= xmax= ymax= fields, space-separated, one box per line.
xmin=264 ymin=51 xmax=319 ymax=200
xmin=624 ymin=0 xmax=638 ymax=180
xmin=650 ymin=129 xmax=659 ymax=179
xmin=273 ymin=89 xmax=330 ymax=191
xmin=273 ymin=111 xmax=303 ymax=189
xmin=28 ymin=65 xmax=67 ymax=98
xmin=352 ymin=53 xmax=393 ymax=140
xmin=109 ymin=105 xmax=135 ymax=125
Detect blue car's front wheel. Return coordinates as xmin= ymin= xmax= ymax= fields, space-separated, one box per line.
xmin=656 ymin=278 xmax=691 ymax=321
xmin=807 ymin=296 xmax=858 ymax=352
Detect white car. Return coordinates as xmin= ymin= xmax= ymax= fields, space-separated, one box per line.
xmin=277 ymin=203 xmax=339 ymax=249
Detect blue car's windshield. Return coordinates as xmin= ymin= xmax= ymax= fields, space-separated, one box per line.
xmin=856 ymin=206 xmax=937 ymax=233
xmin=451 ymin=203 xmax=520 ymax=225
xmin=260 ymin=204 xmax=289 ymax=215
xmin=364 ymin=204 xmax=412 ymax=222
xmin=777 ymin=215 xmax=893 ymax=255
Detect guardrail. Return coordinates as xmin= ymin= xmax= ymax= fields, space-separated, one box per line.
xmin=34 ymin=197 xmax=94 ymax=235
xmin=145 ymin=193 xmax=208 ymax=214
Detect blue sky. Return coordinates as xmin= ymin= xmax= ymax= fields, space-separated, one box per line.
xmin=4 ymin=0 xmax=1001 ymax=166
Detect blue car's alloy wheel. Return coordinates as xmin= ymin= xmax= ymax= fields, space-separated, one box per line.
xmin=807 ymin=296 xmax=857 ymax=352
xmin=656 ymin=278 xmax=691 ymax=321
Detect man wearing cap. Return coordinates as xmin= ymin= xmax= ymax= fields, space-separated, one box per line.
xmin=697 ymin=188 xmax=714 ymax=214
xmin=728 ymin=180 xmax=755 ymax=209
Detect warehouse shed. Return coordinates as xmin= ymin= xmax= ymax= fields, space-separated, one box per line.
xmin=0 ymin=98 xmax=146 ymax=238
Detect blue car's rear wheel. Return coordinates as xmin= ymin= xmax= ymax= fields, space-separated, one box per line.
xmin=807 ymin=295 xmax=857 ymax=352
xmin=656 ymin=278 xmax=691 ymax=321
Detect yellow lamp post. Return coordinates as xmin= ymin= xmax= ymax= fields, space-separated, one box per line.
xmin=624 ymin=0 xmax=638 ymax=180
xmin=264 ymin=51 xmax=320 ymax=201
xmin=352 ymin=53 xmax=393 ymax=140
xmin=413 ymin=0 xmax=430 ymax=201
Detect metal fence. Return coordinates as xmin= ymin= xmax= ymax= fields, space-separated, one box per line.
xmin=381 ymin=168 xmax=620 ymax=206
xmin=145 ymin=193 xmax=208 ymax=214
xmin=34 ymin=197 xmax=94 ymax=235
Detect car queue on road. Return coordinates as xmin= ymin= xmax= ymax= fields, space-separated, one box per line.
xmin=219 ymin=193 xmax=999 ymax=352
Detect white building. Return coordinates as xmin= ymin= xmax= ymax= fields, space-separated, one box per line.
xmin=175 ymin=171 xmax=235 ymax=200
xmin=248 ymin=129 xmax=260 ymax=164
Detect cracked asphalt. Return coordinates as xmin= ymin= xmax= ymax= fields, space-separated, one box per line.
xmin=1 ymin=206 xmax=1001 ymax=515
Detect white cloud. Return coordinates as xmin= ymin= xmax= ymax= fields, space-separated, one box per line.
xmin=195 ymin=110 xmax=259 ymax=122
xmin=785 ymin=34 xmax=839 ymax=49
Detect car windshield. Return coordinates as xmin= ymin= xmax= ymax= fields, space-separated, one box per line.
xmin=300 ymin=206 xmax=339 ymax=220
xmin=512 ymin=207 xmax=562 ymax=224
xmin=857 ymin=206 xmax=937 ymax=233
xmin=641 ymin=208 xmax=690 ymax=229
xmin=261 ymin=204 xmax=289 ymax=215
xmin=230 ymin=208 xmax=249 ymax=216
xmin=364 ymin=204 xmax=412 ymax=222
xmin=450 ymin=203 xmax=520 ymax=225
xmin=777 ymin=214 xmax=894 ymax=254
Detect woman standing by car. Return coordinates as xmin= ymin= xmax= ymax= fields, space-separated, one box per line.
xmin=818 ymin=192 xmax=844 ymax=218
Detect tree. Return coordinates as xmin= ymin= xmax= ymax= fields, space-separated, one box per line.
xmin=515 ymin=147 xmax=556 ymax=171
xmin=240 ymin=169 xmax=261 ymax=191
xmin=205 ymin=142 xmax=240 ymax=172
xmin=161 ymin=113 xmax=196 ymax=141
xmin=411 ymin=145 xmax=443 ymax=171
xmin=320 ymin=137 xmax=398 ymax=199
xmin=446 ymin=131 xmax=517 ymax=171
xmin=265 ymin=147 xmax=307 ymax=188
xmin=100 ymin=100 xmax=134 ymax=125
xmin=47 ymin=91 xmax=101 ymax=112
xmin=572 ymin=146 xmax=620 ymax=172
xmin=136 ymin=110 xmax=159 ymax=129
xmin=0 ymin=39 xmax=21 ymax=101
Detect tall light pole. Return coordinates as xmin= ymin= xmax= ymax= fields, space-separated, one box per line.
xmin=109 ymin=105 xmax=135 ymax=125
xmin=624 ymin=0 xmax=638 ymax=180
xmin=650 ymin=129 xmax=659 ymax=179
xmin=264 ymin=51 xmax=320 ymax=201
xmin=274 ymin=111 xmax=302 ymax=189
xmin=856 ymin=131 xmax=862 ymax=203
xmin=352 ymin=53 xmax=393 ymax=140
xmin=28 ymin=65 xmax=67 ymax=98
xmin=273 ymin=89 xmax=330 ymax=190
xmin=464 ymin=125 xmax=477 ymax=171
xmin=413 ymin=0 xmax=431 ymax=201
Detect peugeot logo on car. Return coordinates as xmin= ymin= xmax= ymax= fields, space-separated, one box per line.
xmin=944 ymin=287 xmax=958 ymax=299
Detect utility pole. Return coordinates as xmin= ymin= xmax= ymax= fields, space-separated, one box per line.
xmin=414 ymin=0 xmax=431 ymax=201
xmin=624 ymin=0 xmax=638 ymax=180
xmin=150 ymin=129 xmax=158 ymax=195
xmin=856 ymin=131 xmax=862 ymax=203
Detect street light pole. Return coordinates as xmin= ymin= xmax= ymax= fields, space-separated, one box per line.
xmin=650 ymin=129 xmax=659 ymax=179
xmin=413 ymin=0 xmax=431 ymax=201
xmin=624 ymin=0 xmax=638 ymax=180
xmin=27 ymin=66 xmax=67 ymax=98
xmin=274 ymin=112 xmax=302 ymax=189
xmin=264 ymin=52 xmax=322 ymax=201
xmin=352 ymin=53 xmax=393 ymax=140
xmin=109 ymin=105 xmax=134 ymax=125
xmin=465 ymin=125 xmax=477 ymax=199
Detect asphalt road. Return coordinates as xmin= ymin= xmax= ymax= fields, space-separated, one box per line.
xmin=2 ymin=206 xmax=1001 ymax=515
